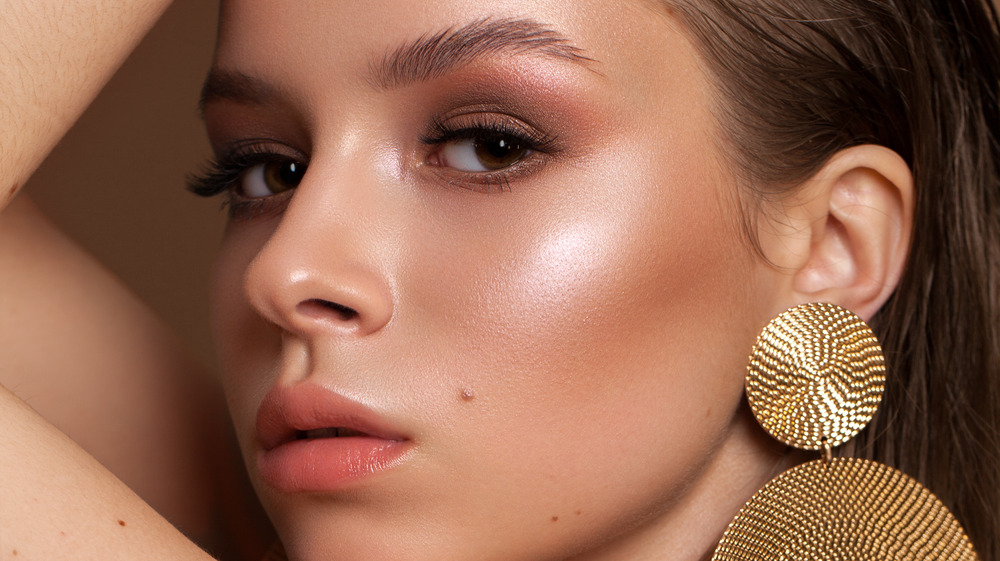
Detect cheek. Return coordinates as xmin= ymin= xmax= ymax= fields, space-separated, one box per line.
xmin=409 ymin=135 xmax=752 ymax=395
xmin=210 ymin=220 xmax=281 ymax=446
xmin=394 ymin=137 xmax=758 ymax=540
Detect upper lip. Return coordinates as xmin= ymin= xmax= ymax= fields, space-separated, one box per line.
xmin=256 ymin=383 xmax=408 ymax=451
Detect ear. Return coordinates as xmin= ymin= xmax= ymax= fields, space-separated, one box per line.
xmin=759 ymin=145 xmax=914 ymax=321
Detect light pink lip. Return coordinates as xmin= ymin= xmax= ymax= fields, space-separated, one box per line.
xmin=256 ymin=383 xmax=409 ymax=451
xmin=255 ymin=383 xmax=412 ymax=492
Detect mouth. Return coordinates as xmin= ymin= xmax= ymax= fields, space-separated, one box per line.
xmin=298 ymin=427 xmax=366 ymax=438
xmin=255 ymin=383 xmax=412 ymax=492
xmin=257 ymin=383 xmax=409 ymax=450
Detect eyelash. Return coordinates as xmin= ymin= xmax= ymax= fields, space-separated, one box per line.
xmin=187 ymin=116 xmax=558 ymax=217
xmin=419 ymin=115 xmax=559 ymax=191
xmin=187 ymin=140 xmax=303 ymax=220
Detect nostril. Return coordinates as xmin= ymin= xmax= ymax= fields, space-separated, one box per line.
xmin=297 ymin=298 xmax=359 ymax=322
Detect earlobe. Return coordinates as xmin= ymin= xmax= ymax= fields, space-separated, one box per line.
xmin=756 ymin=145 xmax=913 ymax=320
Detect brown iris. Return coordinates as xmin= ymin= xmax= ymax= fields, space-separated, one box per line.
xmin=262 ymin=160 xmax=306 ymax=194
xmin=474 ymin=135 xmax=528 ymax=170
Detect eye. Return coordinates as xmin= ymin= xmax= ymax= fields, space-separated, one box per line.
xmin=434 ymin=134 xmax=531 ymax=172
xmin=422 ymin=113 xmax=558 ymax=183
xmin=239 ymin=159 xmax=307 ymax=198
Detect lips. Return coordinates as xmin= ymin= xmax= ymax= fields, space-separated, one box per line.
xmin=255 ymin=383 xmax=412 ymax=492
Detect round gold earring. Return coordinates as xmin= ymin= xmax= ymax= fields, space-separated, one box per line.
xmin=712 ymin=303 xmax=978 ymax=560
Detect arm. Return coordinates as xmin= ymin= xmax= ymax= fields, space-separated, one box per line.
xmin=0 ymin=1 xmax=240 ymax=558
xmin=0 ymin=196 xmax=275 ymax=559
xmin=0 ymin=0 xmax=172 ymax=210
xmin=0 ymin=195 xmax=221 ymax=542
xmin=0 ymin=382 xmax=215 ymax=561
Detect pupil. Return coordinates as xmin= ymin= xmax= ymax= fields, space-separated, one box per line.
xmin=278 ymin=162 xmax=303 ymax=185
xmin=265 ymin=160 xmax=306 ymax=193
xmin=476 ymin=136 xmax=526 ymax=170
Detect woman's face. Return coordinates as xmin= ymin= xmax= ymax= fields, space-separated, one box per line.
xmin=207 ymin=1 xmax=783 ymax=559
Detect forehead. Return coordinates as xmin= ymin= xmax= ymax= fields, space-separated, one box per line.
xmin=216 ymin=0 xmax=663 ymax=50
xmin=211 ymin=0 xmax=697 ymax=99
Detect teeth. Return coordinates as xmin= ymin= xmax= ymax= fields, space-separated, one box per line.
xmin=300 ymin=427 xmax=366 ymax=439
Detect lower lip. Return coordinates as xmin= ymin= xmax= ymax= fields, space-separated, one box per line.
xmin=258 ymin=437 xmax=411 ymax=492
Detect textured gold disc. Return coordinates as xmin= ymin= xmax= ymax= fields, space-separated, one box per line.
xmin=712 ymin=458 xmax=979 ymax=560
xmin=746 ymin=303 xmax=885 ymax=449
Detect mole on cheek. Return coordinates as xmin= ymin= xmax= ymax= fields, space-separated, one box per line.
xmin=117 ymin=519 xmax=126 ymax=527
xmin=551 ymin=515 xmax=559 ymax=522
xmin=460 ymin=388 xmax=475 ymax=402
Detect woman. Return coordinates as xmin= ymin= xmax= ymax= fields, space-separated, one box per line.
xmin=1 ymin=0 xmax=997 ymax=560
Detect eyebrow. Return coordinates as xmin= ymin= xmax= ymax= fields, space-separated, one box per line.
xmin=198 ymin=18 xmax=596 ymax=113
xmin=368 ymin=18 xmax=597 ymax=89
xmin=198 ymin=70 xmax=278 ymax=117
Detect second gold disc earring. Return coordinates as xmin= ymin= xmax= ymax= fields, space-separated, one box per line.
xmin=712 ymin=303 xmax=978 ymax=560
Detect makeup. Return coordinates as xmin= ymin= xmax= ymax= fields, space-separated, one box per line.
xmin=207 ymin=2 xmax=772 ymax=558
xmin=256 ymin=383 xmax=413 ymax=493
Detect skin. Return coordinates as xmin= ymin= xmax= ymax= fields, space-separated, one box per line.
xmin=0 ymin=196 xmax=217 ymax=538
xmin=0 ymin=0 xmax=913 ymax=559
xmin=0 ymin=1 xmax=242 ymax=558
xmin=206 ymin=2 xmax=799 ymax=560
xmin=0 ymin=0 xmax=171 ymax=207
xmin=0 ymin=0 xmax=915 ymax=558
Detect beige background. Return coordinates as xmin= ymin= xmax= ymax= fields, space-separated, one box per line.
xmin=28 ymin=0 xmax=222 ymax=362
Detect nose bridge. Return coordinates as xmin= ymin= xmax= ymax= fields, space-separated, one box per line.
xmin=243 ymin=149 xmax=396 ymax=338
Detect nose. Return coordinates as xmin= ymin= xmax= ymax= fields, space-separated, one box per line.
xmin=242 ymin=166 xmax=395 ymax=338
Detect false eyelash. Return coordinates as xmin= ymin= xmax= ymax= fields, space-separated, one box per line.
xmin=187 ymin=141 xmax=305 ymax=219
xmin=419 ymin=114 xmax=560 ymax=154
xmin=420 ymin=115 xmax=560 ymax=193
xmin=186 ymin=140 xmax=301 ymax=198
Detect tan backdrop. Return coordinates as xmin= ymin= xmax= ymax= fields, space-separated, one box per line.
xmin=28 ymin=0 xmax=222 ymax=362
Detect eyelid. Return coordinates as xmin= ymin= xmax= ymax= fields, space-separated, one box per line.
xmin=187 ymin=139 xmax=307 ymax=219
xmin=421 ymin=111 xmax=559 ymax=152
xmin=419 ymin=111 xmax=560 ymax=191
xmin=188 ymin=139 xmax=307 ymax=196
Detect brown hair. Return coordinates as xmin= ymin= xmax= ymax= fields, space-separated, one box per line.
xmin=664 ymin=0 xmax=1000 ymax=557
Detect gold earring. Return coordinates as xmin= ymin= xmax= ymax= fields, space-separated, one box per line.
xmin=712 ymin=303 xmax=978 ymax=560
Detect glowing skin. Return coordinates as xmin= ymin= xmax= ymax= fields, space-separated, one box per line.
xmin=206 ymin=1 xmax=793 ymax=560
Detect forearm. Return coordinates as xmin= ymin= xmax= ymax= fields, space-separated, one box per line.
xmin=0 ymin=384 xmax=215 ymax=561
xmin=0 ymin=0 xmax=173 ymax=209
